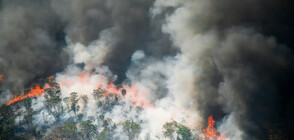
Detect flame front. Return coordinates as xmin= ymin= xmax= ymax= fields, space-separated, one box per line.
xmin=75 ymin=71 xmax=153 ymax=109
xmin=7 ymin=84 xmax=46 ymax=105
xmin=7 ymin=72 xmax=153 ymax=109
xmin=203 ymin=115 xmax=223 ymax=140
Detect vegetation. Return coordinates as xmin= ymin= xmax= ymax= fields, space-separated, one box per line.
xmin=163 ymin=121 xmax=178 ymax=139
xmin=97 ymin=128 xmax=111 ymax=140
xmin=0 ymin=80 xmax=196 ymax=140
xmin=44 ymin=83 xmax=63 ymax=120
xmin=80 ymin=120 xmax=97 ymax=139
xmin=176 ymin=125 xmax=192 ymax=140
xmin=62 ymin=121 xmax=78 ymax=139
xmin=163 ymin=121 xmax=192 ymax=140
xmin=0 ymin=104 xmax=17 ymax=139
xmin=70 ymin=92 xmax=79 ymax=114
xmin=122 ymin=120 xmax=141 ymax=140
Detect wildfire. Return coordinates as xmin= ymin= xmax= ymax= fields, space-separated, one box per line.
xmin=78 ymin=72 xmax=91 ymax=83
xmin=6 ymin=71 xmax=153 ymax=109
xmin=0 ymin=74 xmax=3 ymax=81
xmin=48 ymin=75 xmax=55 ymax=82
xmin=203 ymin=115 xmax=223 ymax=140
xmin=125 ymin=85 xmax=153 ymax=108
xmin=76 ymin=71 xmax=153 ymax=108
xmin=7 ymin=76 xmax=54 ymax=105
xmin=98 ymin=82 xmax=153 ymax=109
xmin=101 ymin=82 xmax=121 ymax=96
xmin=7 ymin=84 xmax=45 ymax=105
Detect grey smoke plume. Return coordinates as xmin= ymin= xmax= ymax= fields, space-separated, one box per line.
xmin=51 ymin=0 xmax=166 ymax=82
xmin=153 ymin=0 xmax=294 ymax=139
xmin=0 ymin=0 xmax=173 ymax=96
xmin=0 ymin=0 xmax=69 ymax=98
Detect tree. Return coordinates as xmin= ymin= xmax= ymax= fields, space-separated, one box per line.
xmin=63 ymin=97 xmax=70 ymax=111
xmin=163 ymin=121 xmax=192 ymax=140
xmin=77 ymin=113 xmax=83 ymax=120
xmin=44 ymin=85 xmax=63 ymax=120
xmin=81 ymin=95 xmax=88 ymax=109
xmin=103 ymin=120 xmax=109 ymax=128
xmin=93 ymin=89 xmax=105 ymax=100
xmin=97 ymin=127 xmax=111 ymax=140
xmin=176 ymin=125 xmax=192 ymax=140
xmin=0 ymin=104 xmax=17 ymax=139
xmin=80 ymin=120 xmax=97 ymax=139
xmin=22 ymin=98 xmax=34 ymax=132
xmin=70 ymin=92 xmax=79 ymax=114
xmin=99 ymin=114 xmax=104 ymax=120
xmin=122 ymin=120 xmax=141 ymax=140
xmin=163 ymin=121 xmax=178 ymax=140
xmin=62 ymin=121 xmax=78 ymax=139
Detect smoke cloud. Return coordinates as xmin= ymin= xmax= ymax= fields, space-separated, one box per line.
xmin=154 ymin=0 xmax=294 ymax=139
xmin=0 ymin=0 xmax=293 ymax=139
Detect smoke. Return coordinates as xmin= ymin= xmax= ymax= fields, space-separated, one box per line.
xmin=0 ymin=0 xmax=69 ymax=100
xmin=0 ymin=0 xmax=171 ymax=97
xmin=1 ymin=0 xmax=293 ymax=139
xmin=153 ymin=0 xmax=294 ymax=139
xmin=51 ymin=0 xmax=160 ymax=82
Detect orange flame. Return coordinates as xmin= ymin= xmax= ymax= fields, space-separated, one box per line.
xmin=7 ymin=84 xmax=45 ymax=105
xmin=125 ymin=86 xmax=153 ymax=108
xmin=7 ymin=72 xmax=153 ymax=109
xmin=78 ymin=72 xmax=90 ymax=83
xmin=48 ymin=75 xmax=55 ymax=82
xmin=203 ymin=115 xmax=223 ymax=140
xmin=0 ymin=74 xmax=3 ymax=81
xmin=101 ymin=82 xmax=121 ymax=96
xmin=98 ymin=82 xmax=153 ymax=109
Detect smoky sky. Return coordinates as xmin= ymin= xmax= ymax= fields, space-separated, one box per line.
xmin=0 ymin=0 xmax=174 ymax=92
xmin=0 ymin=0 xmax=68 ymax=93
xmin=159 ymin=0 xmax=294 ymax=139
xmin=0 ymin=0 xmax=293 ymax=139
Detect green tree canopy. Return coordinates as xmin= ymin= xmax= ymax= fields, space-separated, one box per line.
xmin=122 ymin=120 xmax=141 ymax=140
xmin=163 ymin=121 xmax=178 ymax=139
xmin=0 ymin=104 xmax=17 ymax=139
xmin=176 ymin=125 xmax=192 ymax=140
xmin=44 ymin=84 xmax=63 ymax=120
xmin=80 ymin=120 xmax=97 ymax=139
xmin=97 ymin=127 xmax=111 ymax=140
xmin=62 ymin=121 xmax=78 ymax=139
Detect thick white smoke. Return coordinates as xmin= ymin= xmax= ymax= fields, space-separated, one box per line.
xmin=26 ymin=21 xmax=204 ymax=138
